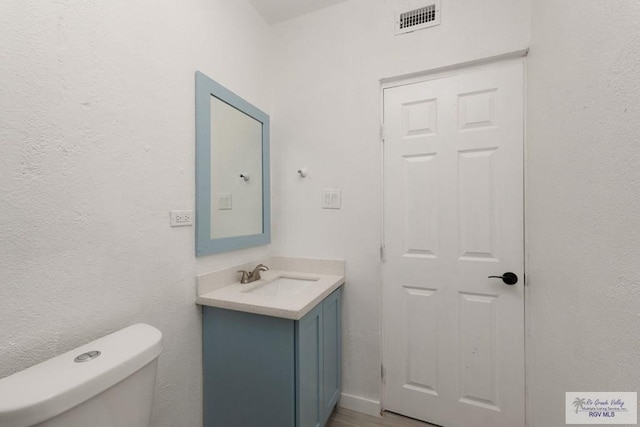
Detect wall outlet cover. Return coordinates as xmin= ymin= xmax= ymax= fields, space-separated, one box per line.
xmin=170 ymin=210 xmax=194 ymax=227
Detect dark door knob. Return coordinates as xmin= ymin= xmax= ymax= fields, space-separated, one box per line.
xmin=488 ymin=272 xmax=518 ymax=285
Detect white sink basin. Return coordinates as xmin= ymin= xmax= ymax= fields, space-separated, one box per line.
xmin=243 ymin=276 xmax=319 ymax=298
xmin=197 ymin=265 xmax=345 ymax=320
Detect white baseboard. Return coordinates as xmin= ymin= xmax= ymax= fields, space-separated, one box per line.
xmin=338 ymin=393 xmax=381 ymax=417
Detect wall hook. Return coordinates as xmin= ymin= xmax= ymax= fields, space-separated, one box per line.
xmin=239 ymin=173 xmax=250 ymax=182
xmin=297 ymin=169 xmax=308 ymax=178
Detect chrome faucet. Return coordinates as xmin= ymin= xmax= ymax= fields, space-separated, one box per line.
xmin=238 ymin=263 xmax=269 ymax=284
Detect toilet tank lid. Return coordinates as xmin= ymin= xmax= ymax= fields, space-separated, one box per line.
xmin=0 ymin=323 xmax=162 ymax=427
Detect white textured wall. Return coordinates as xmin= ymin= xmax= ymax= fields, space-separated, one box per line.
xmin=9 ymin=1 xmax=636 ymax=425
xmin=527 ymin=1 xmax=640 ymax=426
xmin=0 ymin=1 xmax=272 ymax=426
xmin=270 ymin=0 xmax=530 ymax=405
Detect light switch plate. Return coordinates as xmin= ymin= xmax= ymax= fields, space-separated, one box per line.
xmin=219 ymin=193 xmax=232 ymax=210
xmin=322 ymin=189 xmax=342 ymax=209
xmin=170 ymin=210 xmax=193 ymax=227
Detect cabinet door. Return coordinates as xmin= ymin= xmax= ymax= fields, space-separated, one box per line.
xmin=296 ymin=303 xmax=323 ymax=427
xmin=203 ymin=307 xmax=295 ymax=427
xmin=322 ymin=287 xmax=342 ymax=424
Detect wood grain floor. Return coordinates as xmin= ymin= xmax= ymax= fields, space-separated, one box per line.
xmin=327 ymin=407 xmax=439 ymax=427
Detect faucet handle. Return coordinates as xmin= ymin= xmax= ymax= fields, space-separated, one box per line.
xmin=249 ymin=264 xmax=269 ymax=281
xmin=237 ymin=270 xmax=250 ymax=284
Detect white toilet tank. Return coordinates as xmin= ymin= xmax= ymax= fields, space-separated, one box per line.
xmin=0 ymin=323 xmax=162 ymax=427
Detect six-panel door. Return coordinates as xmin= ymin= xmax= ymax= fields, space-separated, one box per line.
xmin=382 ymin=61 xmax=525 ymax=427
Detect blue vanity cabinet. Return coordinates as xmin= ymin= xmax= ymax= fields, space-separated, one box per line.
xmin=321 ymin=288 xmax=342 ymax=424
xmin=202 ymin=306 xmax=296 ymax=427
xmin=202 ymin=286 xmax=342 ymax=427
xmin=296 ymin=302 xmax=323 ymax=427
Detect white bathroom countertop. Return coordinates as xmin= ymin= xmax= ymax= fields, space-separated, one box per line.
xmin=196 ymin=257 xmax=345 ymax=320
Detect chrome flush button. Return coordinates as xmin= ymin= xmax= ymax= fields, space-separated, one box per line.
xmin=74 ymin=350 xmax=101 ymax=363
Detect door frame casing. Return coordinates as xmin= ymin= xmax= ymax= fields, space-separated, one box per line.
xmin=378 ymin=50 xmax=529 ymax=423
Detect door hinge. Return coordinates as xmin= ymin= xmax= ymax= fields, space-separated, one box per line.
xmin=379 ymin=245 xmax=386 ymax=262
xmin=381 ymin=364 xmax=385 ymax=382
xmin=380 ymin=124 xmax=386 ymax=142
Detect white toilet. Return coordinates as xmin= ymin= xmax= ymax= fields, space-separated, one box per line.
xmin=0 ymin=323 xmax=162 ymax=427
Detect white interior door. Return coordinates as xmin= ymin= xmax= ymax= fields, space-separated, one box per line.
xmin=382 ymin=60 xmax=524 ymax=427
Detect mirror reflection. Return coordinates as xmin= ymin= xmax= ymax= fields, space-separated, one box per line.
xmin=210 ymin=95 xmax=263 ymax=239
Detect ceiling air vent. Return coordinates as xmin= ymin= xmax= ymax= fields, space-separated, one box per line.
xmin=395 ymin=1 xmax=441 ymax=35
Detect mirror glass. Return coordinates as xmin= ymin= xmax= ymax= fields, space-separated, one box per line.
xmin=195 ymin=71 xmax=270 ymax=256
xmin=209 ymin=96 xmax=263 ymax=239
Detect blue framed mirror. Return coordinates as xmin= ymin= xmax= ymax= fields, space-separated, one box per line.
xmin=195 ymin=71 xmax=270 ymax=256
